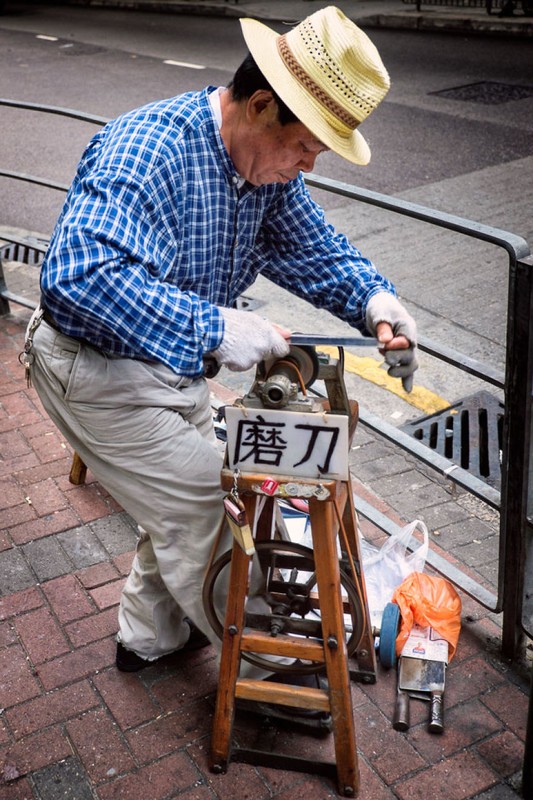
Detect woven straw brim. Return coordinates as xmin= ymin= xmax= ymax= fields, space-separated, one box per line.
xmin=241 ymin=17 xmax=371 ymax=166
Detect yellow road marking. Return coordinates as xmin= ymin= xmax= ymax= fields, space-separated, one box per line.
xmin=317 ymin=346 xmax=450 ymax=416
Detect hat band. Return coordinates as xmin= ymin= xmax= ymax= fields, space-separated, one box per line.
xmin=277 ymin=34 xmax=360 ymax=133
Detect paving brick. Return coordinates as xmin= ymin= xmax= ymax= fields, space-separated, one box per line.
xmin=0 ymin=776 xmax=34 ymax=799
xmin=408 ymin=699 xmax=503 ymax=761
xmin=89 ymin=579 xmax=126 ymax=610
xmin=0 ymin=501 xmax=36 ymax=529
xmin=0 ymin=717 xmax=9 ymax=747
xmin=204 ymin=717 xmax=339 ymax=798
xmin=90 ymin=513 xmax=138 ymax=557
xmin=9 ymin=509 xmax=81 ymax=545
xmin=150 ymin=658 xmax=219 ymax=713
xmin=0 ymin=726 xmax=72 ymax=779
xmin=446 ymin=656 xmax=507 ymax=706
xmin=394 ymin=750 xmax=498 ymax=800
xmin=14 ymin=606 xmax=70 ymax=665
xmin=42 ymin=574 xmax=94 ymax=624
xmin=356 ymin=757 xmax=397 ymax=800
xmin=0 ymin=586 xmax=43 ymax=620
xmin=6 ymin=680 xmax=98 ymax=739
xmin=0 ymin=531 xmax=10 ymax=552
xmin=482 ymin=684 xmax=529 ymax=740
xmin=36 ymin=637 xmax=116 ymax=691
xmin=267 ymin=778 xmax=345 ymax=800
xmin=65 ymin=606 xmax=118 ymax=648
xmin=0 ymin=429 xmax=32 ymax=460
xmin=22 ymin=536 xmax=73 ymax=583
xmin=420 ymin=501 xmax=469 ymax=531
xmin=0 ymin=620 xmax=17 ymax=648
xmin=0 ymin=390 xmax=37 ymax=419
xmin=76 ymin=560 xmax=120 ymax=589
xmin=32 ymin=755 xmax=95 ymax=800
xmin=388 ymin=481 xmax=455 ymax=516
xmin=27 ymin=431 xmax=69 ymax=465
xmin=354 ymin=454 xmax=413 ymax=485
xmin=14 ymin=456 xmax=74 ymax=487
xmin=0 ymin=477 xmax=25 ymax=510
xmin=66 ymin=707 xmax=136 ymax=782
xmin=24 ymin=477 xmax=68 ymax=518
xmin=92 ymin=669 xmax=159 ymax=731
xmin=66 ymin=484 xmax=115 ymax=523
xmin=0 ymin=547 xmax=36 ymax=594
xmin=368 ymin=468 xmax=432 ymax=500
xmin=175 ymin=785 xmax=223 ymax=800
xmin=113 ymin=551 xmax=135 ymax=576
xmin=353 ymin=700 xmax=426 ymax=783
xmin=0 ymin=450 xmax=40 ymax=479
xmin=96 ymin=750 xmax=201 ymax=800
xmin=477 ymin=731 xmax=525 ymax=778
xmin=0 ymin=645 xmax=41 ymax=709
xmin=126 ymin=699 xmax=213 ymax=763
xmin=57 ymin=525 xmax=109 ymax=569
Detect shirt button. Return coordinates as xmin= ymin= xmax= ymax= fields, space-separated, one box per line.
xmin=232 ymin=176 xmax=239 ymax=185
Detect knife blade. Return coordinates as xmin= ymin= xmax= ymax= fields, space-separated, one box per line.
xmin=289 ymin=333 xmax=378 ymax=347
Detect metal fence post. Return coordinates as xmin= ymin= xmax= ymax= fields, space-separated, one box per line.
xmin=500 ymin=254 xmax=533 ymax=659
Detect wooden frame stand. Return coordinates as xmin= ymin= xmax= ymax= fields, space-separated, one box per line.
xmin=209 ymin=468 xmax=376 ymax=798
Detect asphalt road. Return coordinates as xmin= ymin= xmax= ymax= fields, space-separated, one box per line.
xmin=1 ymin=3 xmax=532 ymax=416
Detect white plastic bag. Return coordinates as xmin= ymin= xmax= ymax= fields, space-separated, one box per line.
xmin=360 ymin=520 xmax=429 ymax=629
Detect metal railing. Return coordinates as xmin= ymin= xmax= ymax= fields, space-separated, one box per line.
xmin=1 ymin=99 xmax=531 ymax=663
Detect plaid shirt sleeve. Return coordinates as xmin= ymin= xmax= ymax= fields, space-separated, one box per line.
xmin=41 ymin=90 xmax=396 ymax=377
xmin=238 ymin=175 xmax=396 ymax=332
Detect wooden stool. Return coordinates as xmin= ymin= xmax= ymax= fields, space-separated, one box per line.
xmin=69 ymin=452 xmax=87 ymax=485
xmin=207 ymin=467 xmax=376 ymax=797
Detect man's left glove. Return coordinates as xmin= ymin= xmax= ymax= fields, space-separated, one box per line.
xmin=365 ymin=292 xmax=418 ymax=393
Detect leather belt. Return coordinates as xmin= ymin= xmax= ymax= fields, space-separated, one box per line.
xmin=42 ymin=308 xmax=62 ymax=333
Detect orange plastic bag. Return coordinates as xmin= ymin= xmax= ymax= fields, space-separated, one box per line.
xmin=392 ymin=572 xmax=462 ymax=660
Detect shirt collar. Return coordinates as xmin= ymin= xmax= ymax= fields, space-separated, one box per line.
xmin=208 ymin=87 xmax=245 ymax=190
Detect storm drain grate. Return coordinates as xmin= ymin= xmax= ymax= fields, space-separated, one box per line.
xmin=0 ymin=240 xmax=46 ymax=266
xmin=430 ymin=81 xmax=533 ymax=104
xmin=401 ymin=390 xmax=504 ymax=489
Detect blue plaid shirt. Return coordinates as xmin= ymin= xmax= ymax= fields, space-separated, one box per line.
xmin=40 ymin=87 xmax=395 ymax=377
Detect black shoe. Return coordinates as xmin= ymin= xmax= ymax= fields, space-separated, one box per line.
xmin=116 ymin=618 xmax=211 ymax=673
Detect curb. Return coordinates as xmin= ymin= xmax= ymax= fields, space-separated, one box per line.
xmin=69 ymin=0 xmax=533 ymax=37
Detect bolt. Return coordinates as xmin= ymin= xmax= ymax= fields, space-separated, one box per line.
xmin=227 ymin=625 xmax=239 ymax=636
xmin=343 ymin=786 xmax=355 ymax=797
xmin=327 ymin=635 xmax=338 ymax=649
xmin=359 ymin=649 xmax=368 ymax=658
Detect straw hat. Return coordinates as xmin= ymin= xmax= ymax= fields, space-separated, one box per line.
xmin=240 ymin=6 xmax=390 ymax=165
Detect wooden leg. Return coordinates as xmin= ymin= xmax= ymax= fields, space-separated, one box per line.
xmin=210 ymin=537 xmax=252 ymax=773
xmin=341 ymin=482 xmax=378 ymax=681
xmin=310 ymin=496 xmax=359 ymax=798
xmin=69 ymin=452 xmax=87 ymax=485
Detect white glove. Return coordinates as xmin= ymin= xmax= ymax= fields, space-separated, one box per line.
xmin=212 ymin=307 xmax=290 ymax=372
xmin=365 ymin=292 xmax=418 ymax=392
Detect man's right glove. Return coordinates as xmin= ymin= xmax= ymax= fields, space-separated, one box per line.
xmin=365 ymin=292 xmax=418 ymax=393
xmin=211 ymin=307 xmax=290 ymax=372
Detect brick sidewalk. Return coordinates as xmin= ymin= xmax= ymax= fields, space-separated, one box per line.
xmin=0 ymin=307 xmax=529 ymax=799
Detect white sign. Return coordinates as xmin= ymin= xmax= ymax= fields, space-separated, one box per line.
xmin=225 ymin=406 xmax=349 ymax=480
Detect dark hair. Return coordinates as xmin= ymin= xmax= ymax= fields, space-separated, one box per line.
xmin=228 ymin=52 xmax=299 ymax=126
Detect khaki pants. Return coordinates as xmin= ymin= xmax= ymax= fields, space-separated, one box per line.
xmin=30 ymin=316 xmax=233 ymax=660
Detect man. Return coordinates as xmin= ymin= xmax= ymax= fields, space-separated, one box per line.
xmin=26 ymin=7 xmax=417 ymax=677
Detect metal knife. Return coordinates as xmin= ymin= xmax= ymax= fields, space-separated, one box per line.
xmin=289 ymin=333 xmax=378 ymax=347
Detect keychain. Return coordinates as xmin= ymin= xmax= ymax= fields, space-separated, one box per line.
xmin=18 ymin=308 xmax=44 ymax=389
xmin=223 ymin=470 xmax=255 ymax=555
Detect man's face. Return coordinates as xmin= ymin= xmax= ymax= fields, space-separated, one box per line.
xmin=229 ymin=92 xmax=329 ymax=186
